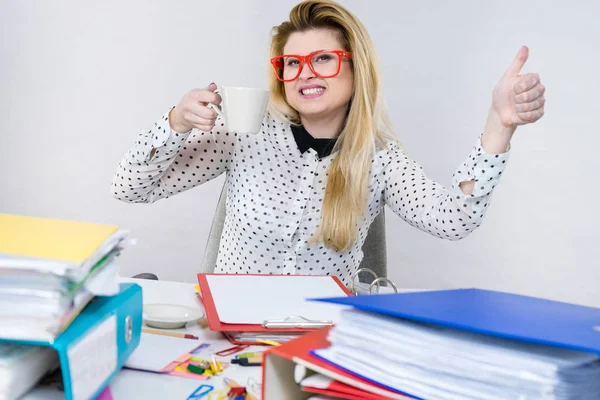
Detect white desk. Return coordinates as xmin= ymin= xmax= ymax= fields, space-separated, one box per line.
xmin=110 ymin=278 xmax=264 ymax=400
xmin=23 ymin=278 xmax=431 ymax=399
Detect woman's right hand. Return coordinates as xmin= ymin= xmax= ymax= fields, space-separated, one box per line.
xmin=169 ymin=83 xmax=222 ymax=133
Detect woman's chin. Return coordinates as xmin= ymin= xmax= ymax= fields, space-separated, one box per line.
xmin=294 ymin=104 xmax=329 ymax=118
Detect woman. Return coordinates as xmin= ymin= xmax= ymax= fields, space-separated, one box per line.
xmin=111 ymin=0 xmax=545 ymax=285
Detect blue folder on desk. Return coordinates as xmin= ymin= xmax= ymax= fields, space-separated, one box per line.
xmin=0 ymin=283 xmax=142 ymax=400
xmin=312 ymin=288 xmax=600 ymax=355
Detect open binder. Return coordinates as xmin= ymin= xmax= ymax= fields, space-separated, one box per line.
xmin=312 ymin=288 xmax=600 ymax=355
xmin=309 ymin=288 xmax=600 ymax=399
xmin=0 ymin=283 xmax=142 ymax=400
xmin=261 ymin=326 xmax=406 ymax=399
xmin=197 ymin=274 xmax=351 ymax=344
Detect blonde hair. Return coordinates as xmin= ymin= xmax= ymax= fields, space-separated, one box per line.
xmin=269 ymin=0 xmax=397 ymax=252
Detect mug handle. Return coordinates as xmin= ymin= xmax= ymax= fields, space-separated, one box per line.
xmin=208 ymin=87 xmax=224 ymax=118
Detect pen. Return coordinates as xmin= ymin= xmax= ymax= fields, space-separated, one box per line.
xmin=236 ymin=351 xmax=263 ymax=359
xmin=142 ymin=328 xmax=199 ymax=340
xmin=256 ymin=339 xmax=281 ymax=346
xmin=231 ymin=356 xmax=262 ymax=366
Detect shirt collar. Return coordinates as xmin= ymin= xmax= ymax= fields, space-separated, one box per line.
xmin=291 ymin=124 xmax=337 ymax=159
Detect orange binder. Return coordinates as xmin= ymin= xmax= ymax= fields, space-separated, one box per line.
xmin=196 ymin=273 xmax=351 ymax=345
xmin=261 ymin=327 xmax=408 ymax=399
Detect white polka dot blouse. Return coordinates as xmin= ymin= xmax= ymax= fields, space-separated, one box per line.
xmin=111 ymin=109 xmax=510 ymax=285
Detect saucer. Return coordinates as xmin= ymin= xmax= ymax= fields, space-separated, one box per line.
xmin=143 ymin=303 xmax=205 ymax=329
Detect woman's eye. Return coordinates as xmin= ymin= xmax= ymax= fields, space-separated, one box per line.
xmin=315 ymin=54 xmax=333 ymax=62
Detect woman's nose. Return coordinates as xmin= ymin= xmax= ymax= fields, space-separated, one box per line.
xmin=298 ymin=62 xmax=316 ymax=80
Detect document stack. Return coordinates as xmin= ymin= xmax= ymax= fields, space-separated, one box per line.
xmin=0 ymin=213 xmax=128 ymax=341
xmin=197 ymin=273 xmax=351 ymax=345
xmin=0 ymin=213 xmax=142 ymax=400
xmin=310 ymin=289 xmax=600 ymax=400
xmin=0 ymin=344 xmax=58 ymax=400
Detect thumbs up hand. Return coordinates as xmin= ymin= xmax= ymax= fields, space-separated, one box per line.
xmin=491 ymin=46 xmax=546 ymax=128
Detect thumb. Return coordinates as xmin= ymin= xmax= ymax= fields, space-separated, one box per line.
xmin=505 ymin=46 xmax=529 ymax=77
xmin=207 ymin=82 xmax=218 ymax=92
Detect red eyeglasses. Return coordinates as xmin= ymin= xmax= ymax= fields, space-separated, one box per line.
xmin=270 ymin=49 xmax=353 ymax=82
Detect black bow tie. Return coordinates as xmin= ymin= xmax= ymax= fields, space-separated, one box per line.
xmin=291 ymin=125 xmax=337 ymax=159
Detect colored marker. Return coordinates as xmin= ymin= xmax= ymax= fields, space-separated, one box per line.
xmin=256 ymin=339 xmax=281 ymax=346
xmin=231 ymin=356 xmax=262 ymax=366
xmin=187 ymin=363 xmax=205 ymax=375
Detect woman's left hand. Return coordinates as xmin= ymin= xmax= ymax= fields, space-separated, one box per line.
xmin=491 ymin=46 xmax=546 ymax=129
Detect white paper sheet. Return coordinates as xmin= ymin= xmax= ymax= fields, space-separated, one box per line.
xmin=0 ymin=344 xmax=58 ymax=400
xmin=108 ymin=369 xmax=211 ymax=400
xmin=124 ymin=333 xmax=202 ymax=372
xmin=84 ymin=259 xmax=120 ymax=296
xmin=206 ymin=275 xmax=348 ymax=325
xmin=301 ymin=374 xmax=334 ymax=389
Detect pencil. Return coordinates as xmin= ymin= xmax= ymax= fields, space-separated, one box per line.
xmin=142 ymin=328 xmax=198 ymax=340
xmin=256 ymin=339 xmax=281 ymax=346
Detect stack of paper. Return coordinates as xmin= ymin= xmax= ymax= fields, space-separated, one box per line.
xmin=314 ymin=305 xmax=600 ymax=399
xmin=224 ymin=331 xmax=305 ymax=343
xmin=314 ymin=289 xmax=600 ymax=400
xmin=0 ymin=343 xmax=59 ymax=400
xmin=0 ymin=213 xmax=128 ymax=341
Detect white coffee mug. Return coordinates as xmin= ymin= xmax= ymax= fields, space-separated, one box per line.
xmin=211 ymin=86 xmax=269 ymax=134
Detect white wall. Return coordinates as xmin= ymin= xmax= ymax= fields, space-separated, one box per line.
xmin=1 ymin=1 xmax=599 ymax=306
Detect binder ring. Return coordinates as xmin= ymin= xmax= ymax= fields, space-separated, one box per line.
xmin=125 ymin=315 xmax=133 ymax=344
xmin=369 ymin=277 xmax=398 ymax=294
xmin=351 ymin=268 xmax=378 ymax=295
xmin=351 ymin=268 xmax=398 ymax=295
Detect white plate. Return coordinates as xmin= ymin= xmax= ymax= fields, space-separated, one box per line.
xmin=142 ymin=303 xmax=205 ymax=329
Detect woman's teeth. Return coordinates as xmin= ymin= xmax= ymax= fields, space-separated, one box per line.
xmin=301 ymin=87 xmax=325 ymax=95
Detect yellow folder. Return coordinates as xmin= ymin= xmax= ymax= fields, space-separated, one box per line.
xmin=0 ymin=213 xmax=120 ymax=264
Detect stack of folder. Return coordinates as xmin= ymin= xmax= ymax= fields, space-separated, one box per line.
xmin=0 ymin=214 xmax=142 ymax=400
xmin=262 ymin=289 xmax=600 ymax=399
xmin=0 ymin=213 xmax=129 ymax=342
xmin=4 ymin=283 xmax=143 ymax=400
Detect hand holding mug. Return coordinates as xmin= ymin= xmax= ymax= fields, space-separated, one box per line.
xmin=169 ymin=83 xmax=222 ymax=133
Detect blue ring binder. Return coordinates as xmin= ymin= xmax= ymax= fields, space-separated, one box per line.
xmin=0 ymin=283 xmax=143 ymax=400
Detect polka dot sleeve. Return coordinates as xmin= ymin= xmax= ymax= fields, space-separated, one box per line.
xmin=383 ymin=136 xmax=510 ymax=240
xmin=111 ymin=109 xmax=236 ymax=203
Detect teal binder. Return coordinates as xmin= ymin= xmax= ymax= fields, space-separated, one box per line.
xmin=0 ymin=283 xmax=142 ymax=400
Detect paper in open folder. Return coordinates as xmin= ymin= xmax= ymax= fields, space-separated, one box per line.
xmin=197 ymin=274 xmax=351 ymax=344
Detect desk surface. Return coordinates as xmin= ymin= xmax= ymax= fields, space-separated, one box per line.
xmin=110 ymin=278 xmax=264 ymax=400
xmin=23 ymin=278 xmax=433 ymax=399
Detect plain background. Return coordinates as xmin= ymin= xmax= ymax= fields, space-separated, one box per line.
xmin=1 ymin=0 xmax=599 ymax=307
